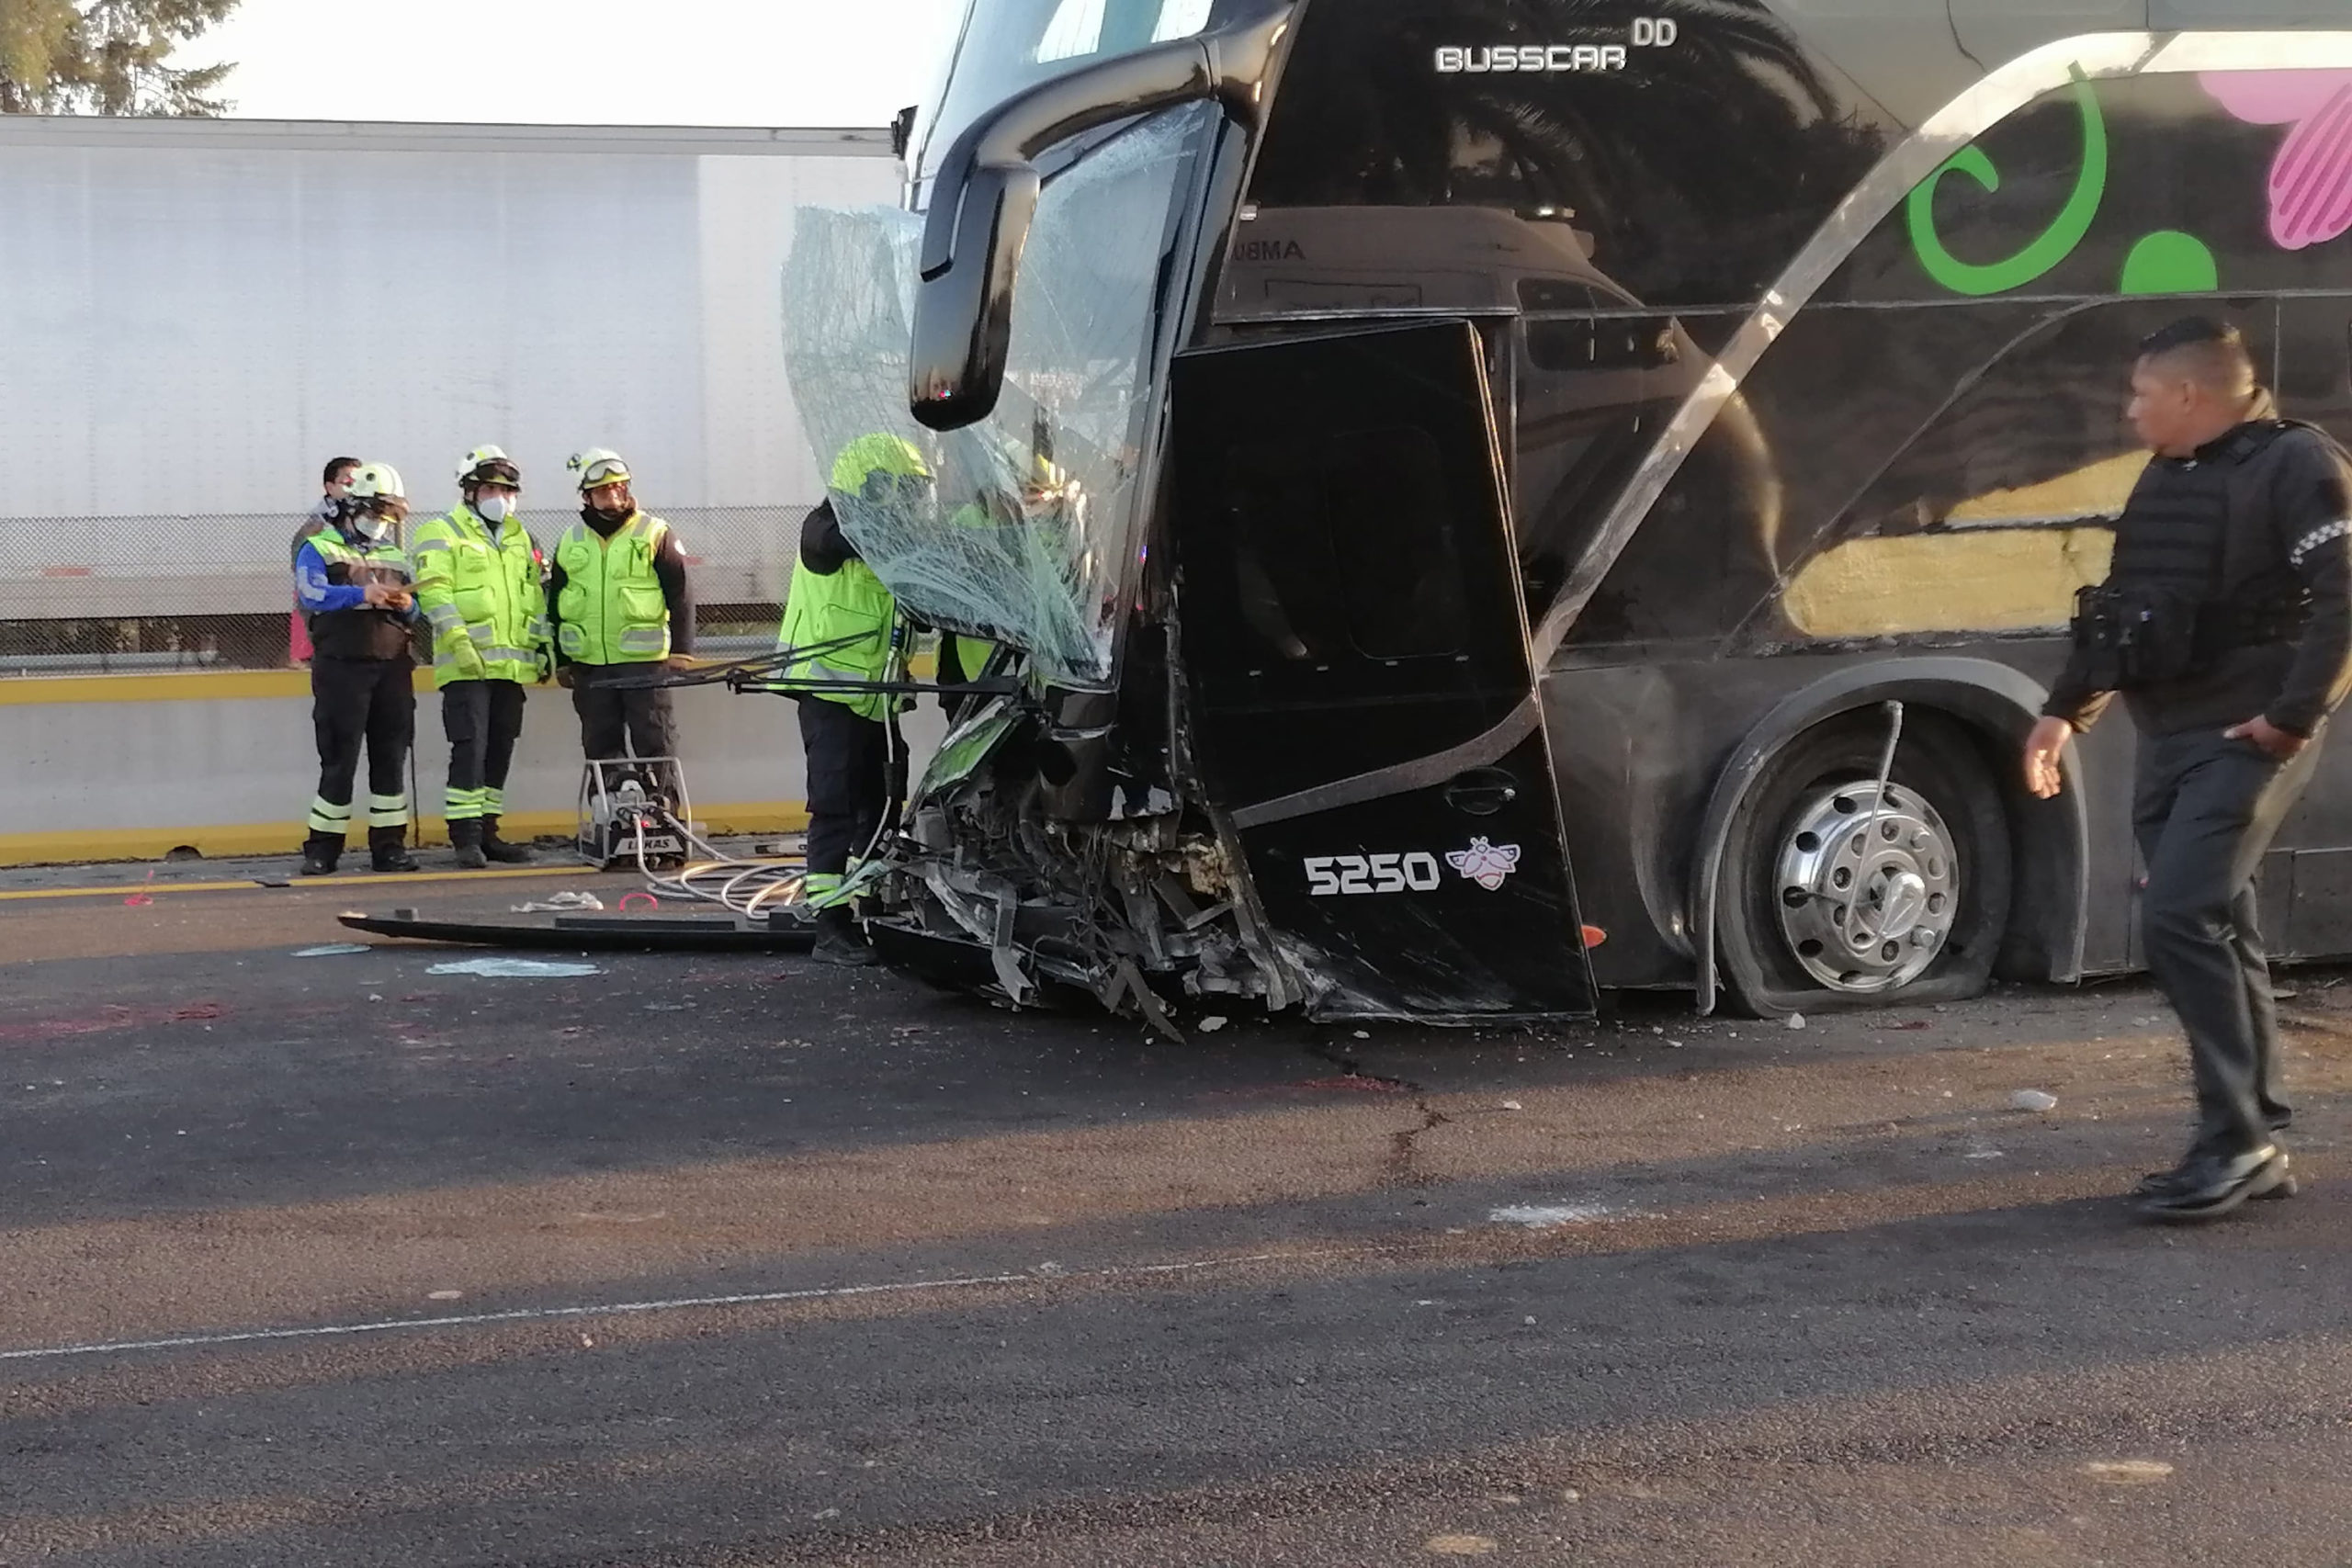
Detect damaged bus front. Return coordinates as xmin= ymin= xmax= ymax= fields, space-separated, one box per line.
xmin=783 ymin=0 xmax=1596 ymax=1023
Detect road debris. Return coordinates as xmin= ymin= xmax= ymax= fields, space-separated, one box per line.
xmin=2082 ymin=1460 xmax=2173 ymax=1484
xmin=1197 ymin=1015 xmax=1227 ymax=1032
xmin=512 ymin=892 xmax=605 ymax=913
xmin=427 ymin=958 xmax=604 ymax=979
xmin=291 ymin=944 xmax=370 ymax=958
xmin=2009 ymin=1089 xmax=2059 ymax=1112
xmin=1489 ymin=1202 xmax=1614 ymax=1228
xmin=1425 ymin=1536 xmax=1498 ymax=1556
xmin=1786 ymin=1012 xmax=1807 ymax=1030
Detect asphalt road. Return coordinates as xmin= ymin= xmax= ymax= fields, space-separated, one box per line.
xmin=6 ymin=856 xmax=2352 ymax=1566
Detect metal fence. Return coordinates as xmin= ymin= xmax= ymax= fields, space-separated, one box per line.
xmin=0 ymin=504 xmax=808 ymax=675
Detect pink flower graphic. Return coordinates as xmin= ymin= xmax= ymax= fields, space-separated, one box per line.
xmin=2203 ymin=69 xmax=2352 ymax=250
xmin=1445 ymin=838 xmax=1522 ymax=892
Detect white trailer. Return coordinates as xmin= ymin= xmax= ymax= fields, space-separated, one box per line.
xmin=0 ymin=115 xmax=899 ymax=634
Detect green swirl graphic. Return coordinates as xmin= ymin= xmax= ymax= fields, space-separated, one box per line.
xmin=1906 ymin=65 xmax=2108 ymax=297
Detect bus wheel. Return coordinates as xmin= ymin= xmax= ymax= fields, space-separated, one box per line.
xmin=1717 ymin=713 xmax=2012 ymax=1018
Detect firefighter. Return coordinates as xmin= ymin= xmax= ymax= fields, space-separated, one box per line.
xmin=548 ymin=448 xmax=695 ymax=759
xmin=778 ymin=434 xmax=924 ymax=965
xmin=294 ymin=462 xmax=419 ymax=876
xmin=411 ymin=446 xmax=550 ymax=869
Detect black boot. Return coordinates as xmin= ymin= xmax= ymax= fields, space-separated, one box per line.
xmin=480 ymin=815 xmax=535 ymax=863
xmin=300 ymin=832 xmax=342 ymax=877
xmin=448 ymin=818 xmax=487 ymax=870
xmin=369 ymin=825 xmax=418 ymax=874
xmin=810 ymin=905 xmax=875 ymax=967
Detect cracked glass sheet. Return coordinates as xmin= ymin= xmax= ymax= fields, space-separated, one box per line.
xmin=782 ymin=104 xmax=1212 ymax=684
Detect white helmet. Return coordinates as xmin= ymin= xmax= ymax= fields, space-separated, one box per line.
xmin=346 ymin=462 xmax=405 ymax=502
xmin=567 ymin=448 xmax=631 ymax=491
xmin=456 ymin=446 xmax=520 ymax=489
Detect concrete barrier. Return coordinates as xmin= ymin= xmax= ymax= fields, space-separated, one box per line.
xmin=0 ymin=670 xmax=946 ymax=866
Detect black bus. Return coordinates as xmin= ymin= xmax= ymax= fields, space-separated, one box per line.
xmin=777 ymin=0 xmax=2352 ymax=1022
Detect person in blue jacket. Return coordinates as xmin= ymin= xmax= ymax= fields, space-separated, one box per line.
xmin=295 ymin=463 xmax=423 ymax=875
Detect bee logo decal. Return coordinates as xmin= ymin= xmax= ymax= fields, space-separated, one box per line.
xmin=1445 ymin=838 xmax=1522 ymax=891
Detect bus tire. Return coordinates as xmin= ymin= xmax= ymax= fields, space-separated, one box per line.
xmin=1716 ymin=711 xmax=2012 ymax=1019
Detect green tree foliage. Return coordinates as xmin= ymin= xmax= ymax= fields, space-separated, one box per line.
xmin=0 ymin=0 xmax=240 ymax=117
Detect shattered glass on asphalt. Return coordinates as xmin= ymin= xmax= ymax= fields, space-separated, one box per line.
xmin=781 ymin=106 xmax=1214 ymax=685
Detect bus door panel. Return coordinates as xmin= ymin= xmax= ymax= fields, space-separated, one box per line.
xmin=1170 ymin=321 xmax=1595 ymax=1018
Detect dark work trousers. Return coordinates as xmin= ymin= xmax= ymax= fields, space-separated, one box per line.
xmin=2133 ymin=724 xmax=2325 ymax=1160
xmin=442 ymin=678 xmax=526 ymax=815
xmin=571 ymin=666 xmax=676 ymax=760
xmin=797 ymin=695 xmax=889 ymax=878
xmin=312 ymin=656 xmax=414 ymax=825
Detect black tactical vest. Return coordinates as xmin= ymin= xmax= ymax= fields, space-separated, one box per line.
xmin=2070 ymin=421 xmax=2311 ymax=688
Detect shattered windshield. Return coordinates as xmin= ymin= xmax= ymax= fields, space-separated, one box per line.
xmin=782 ymin=102 xmax=1214 ymax=686
xmin=918 ymin=0 xmax=1232 ymax=180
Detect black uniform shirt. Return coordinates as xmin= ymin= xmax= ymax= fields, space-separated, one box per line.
xmin=2044 ymin=403 xmax=2352 ymax=738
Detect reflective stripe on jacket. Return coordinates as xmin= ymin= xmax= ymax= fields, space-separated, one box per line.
xmin=410 ymin=504 xmax=549 ymax=687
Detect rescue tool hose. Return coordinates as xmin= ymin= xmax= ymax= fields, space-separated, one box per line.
xmin=860 ymin=615 xmax=914 ymax=869
xmin=626 ymin=804 xmax=811 ymax=918
xmin=584 ymin=634 xmax=1023 ymax=705
xmin=600 ymin=620 xmax=964 ymax=920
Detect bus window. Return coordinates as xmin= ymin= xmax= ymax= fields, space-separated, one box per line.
xmin=1513 ymin=310 xmax=1711 ymax=618
xmin=921 ymin=0 xmax=1244 ymax=183
xmin=1242 ymin=0 xmax=1888 ymax=310
xmin=1769 ymin=300 xmax=2278 ymax=641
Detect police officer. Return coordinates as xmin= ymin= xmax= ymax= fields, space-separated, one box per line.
xmin=294 ymin=462 xmax=420 ymax=876
xmin=548 ymin=449 xmax=695 ymax=759
xmin=289 ymin=456 xmax=359 ymax=667
xmin=2025 ymin=317 xmax=2352 ymax=1222
xmin=411 ymin=446 xmax=551 ymax=869
xmin=777 ymin=435 xmax=923 ymax=965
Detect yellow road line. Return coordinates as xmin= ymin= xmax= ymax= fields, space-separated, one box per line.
xmin=0 ymin=879 xmax=271 ymax=901
xmin=0 ymin=803 xmax=809 ymax=869
xmin=0 ymin=865 xmax=585 ymax=903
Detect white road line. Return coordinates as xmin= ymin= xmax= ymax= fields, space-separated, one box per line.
xmin=0 ymin=1251 xmax=1318 ymax=1363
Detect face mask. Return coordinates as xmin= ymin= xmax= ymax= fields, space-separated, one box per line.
xmin=477 ymin=495 xmax=513 ymax=524
xmin=352 ymin=511 xmax=390 ymax=543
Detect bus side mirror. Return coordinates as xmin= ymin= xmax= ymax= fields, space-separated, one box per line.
xmin=907 ymin=3 xmax=1295 ymax=433
xmin=888 ymin=105 xmax=918 ymax=164
xmin=910 ymin=162 xmax=1042 ymax=431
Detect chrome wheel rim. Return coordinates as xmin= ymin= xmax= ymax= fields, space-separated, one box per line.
xmin=1771 ymin=781 xmax=1959 ymax=993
